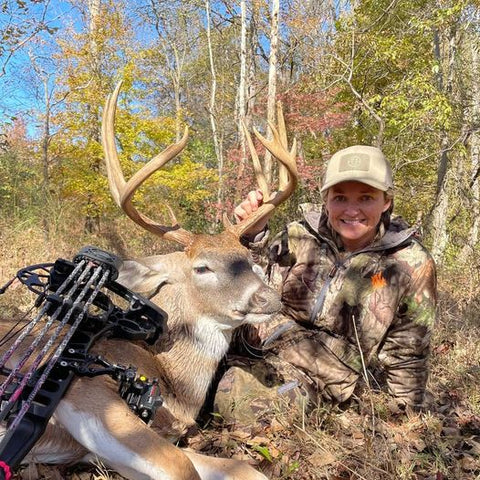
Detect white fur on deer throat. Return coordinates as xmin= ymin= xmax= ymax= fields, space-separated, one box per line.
xmin=54 ymin=401 xmax=172 ymax=480
xmin=193 ymin=316 xmax=232 ymax=361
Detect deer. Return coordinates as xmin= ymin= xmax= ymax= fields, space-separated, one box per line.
xmin=0 ymin=82 xmax=298 ymax=480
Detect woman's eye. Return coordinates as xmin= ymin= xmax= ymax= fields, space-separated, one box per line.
xmin=194 ymin=266 xmax=211 ymax=274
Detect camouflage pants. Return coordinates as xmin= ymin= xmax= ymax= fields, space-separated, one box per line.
xmin=213 ymin=354 xmax=318 ymax=429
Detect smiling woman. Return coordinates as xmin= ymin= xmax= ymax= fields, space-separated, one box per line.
xmin=216 ymin=144 xmax=437 ymax=424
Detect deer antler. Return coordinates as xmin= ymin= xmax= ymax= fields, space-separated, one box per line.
xmin=229 ymin=102 xmax=298 ymax=238
xmin=102 ymin=81 xmax=195 ymax=247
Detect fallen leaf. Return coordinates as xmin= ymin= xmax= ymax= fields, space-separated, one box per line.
xmin=307 ymin=450 xmax=336 ymax=468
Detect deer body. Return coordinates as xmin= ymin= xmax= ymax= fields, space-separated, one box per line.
xmin=0 ymin=83 xmax=298 ymax=480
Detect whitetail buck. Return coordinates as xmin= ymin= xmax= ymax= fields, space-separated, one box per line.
xmin=0 ymin=82 xmax=298 ymax=480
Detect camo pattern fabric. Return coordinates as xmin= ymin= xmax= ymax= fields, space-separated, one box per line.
xmin=213 ymin=354 xmax=316 ymax=427
xmin=242 ymin=207 xmax=437 ymax=408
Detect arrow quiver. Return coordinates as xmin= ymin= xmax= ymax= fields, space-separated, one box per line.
xmin=0 ymin=246 xmax=167 ymax=478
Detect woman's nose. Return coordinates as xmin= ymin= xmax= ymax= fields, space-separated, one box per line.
xmin=343 ymin=202 xmax=360 ymax=215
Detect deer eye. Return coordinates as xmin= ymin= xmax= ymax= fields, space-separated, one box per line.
xmin=193 ymin=265 xmax=212 ymax=275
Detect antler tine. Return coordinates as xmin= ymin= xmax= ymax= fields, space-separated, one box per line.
xmin=241 ymin=119 xmax=270 ymax=200
xmin=102 ymin=82 xmax=126 ymax=207
xmin=102 ymin=81 xmax=195 ymax=247
xmin=276 ymin=102 xmax=296 ymax=191
xmin=230 ymin=103 xmax=298 ymax=238
xmin=253 ymin=121 xmax=298 ymax=206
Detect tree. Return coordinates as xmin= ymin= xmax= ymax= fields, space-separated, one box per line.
xmin=50 ymin=0 xmax=138 ymax=232
xmin=0 ymin=118 xmax=39 ymax=220
xmin=205 ymin=0 xmax=224 ymax=212
xmin=236 ymin=0 xmax=248 ymax=169
xmin=139 ymin=0 xmax=202 ymax=141
xmin=263 ymin=0 xmax=279 ymax=185
xmin=461 ymin=19 xmax=480 ymax=258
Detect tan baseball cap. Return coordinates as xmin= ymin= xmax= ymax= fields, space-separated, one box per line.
xmin=320 ymin=145 xmax=393 ymax=193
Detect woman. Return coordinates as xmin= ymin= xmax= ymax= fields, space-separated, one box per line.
xmin=228 ymin=145 xmax=437 ymax=411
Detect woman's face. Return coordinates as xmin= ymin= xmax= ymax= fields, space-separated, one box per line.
xmin=325 ymin=181 xmax=392 ymax=252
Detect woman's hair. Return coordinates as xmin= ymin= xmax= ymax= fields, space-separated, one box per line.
xmin=381 ymin=189 xmax=394 ymax=228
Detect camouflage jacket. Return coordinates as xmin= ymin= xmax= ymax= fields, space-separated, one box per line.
xmin=244 ymin=207 xmax=437 ymax=408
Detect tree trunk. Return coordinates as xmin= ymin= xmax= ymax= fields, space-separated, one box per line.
xmin=236 ymin=1 xmax=257 ymax=203
xmin=237 ymin=0 xmax=247 ymax=163
xmin=85 ymin=0 xmax=102 ymax=234
xmin=41 ymin=77 xmax=51 ymax=240
xmin=428 ymin=25 xmax=458 ymax=263
xmin=205 ymin=0 xmax=224 ymax=218
xmin=430 ymin=137 xmax=450 ymax=263
xmin=264 ymin=0 xmax=279 ymax=186
xmin=171 ymin=48 xmax=184 ymax=143
xmin=247 ymin=7 xmax=257 ymax=125
xmin=147 ymin=0 xmax=190 ymax=142
xmin=461 ymin=36 xmax=480 ymax=259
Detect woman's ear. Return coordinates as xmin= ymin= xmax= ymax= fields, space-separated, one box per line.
xmin=382 ymin=197 xmax=392 ymax=213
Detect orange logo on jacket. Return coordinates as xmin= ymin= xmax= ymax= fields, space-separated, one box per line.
xmin=371 ymin=271 xmax=387 ymax=289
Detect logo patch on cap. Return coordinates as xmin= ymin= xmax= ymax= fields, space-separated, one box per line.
xmin=339 ymin=152 xmax=370 ymax=172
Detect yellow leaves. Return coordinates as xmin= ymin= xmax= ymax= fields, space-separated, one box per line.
xmin=152 ymin=157 xmax=218 ymax=205
xmin=120 ymin=155 xmax=218 ymax=231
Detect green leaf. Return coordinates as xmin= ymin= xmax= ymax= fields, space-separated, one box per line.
xmin=252 ymin=444 xmax=273 ymax=462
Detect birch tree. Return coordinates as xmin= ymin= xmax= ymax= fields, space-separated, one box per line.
xmin=264 ymin=0 xmax=279 ymax=185
xmin=205 ymin=0 xmax=224 ymax=208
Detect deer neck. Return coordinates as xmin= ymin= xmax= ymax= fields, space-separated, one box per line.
xmin=154 ymin=294 xmax=232 ymax=425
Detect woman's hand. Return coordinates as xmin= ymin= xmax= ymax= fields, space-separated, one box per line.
xmin=234 ymin=189 xmax=269 ymax=236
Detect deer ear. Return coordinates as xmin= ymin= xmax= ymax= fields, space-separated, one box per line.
xmin=118 ymin=252 xmax=187 ymax=293
xmin=117 ymin=260 xmax=166 ymax=293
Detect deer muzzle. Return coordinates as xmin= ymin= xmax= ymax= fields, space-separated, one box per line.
xmin=246 ymin=287 xmax=282 ymax=316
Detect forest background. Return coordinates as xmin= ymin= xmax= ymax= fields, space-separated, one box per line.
xmin=0 ymin=0 xmax=479 ymax=479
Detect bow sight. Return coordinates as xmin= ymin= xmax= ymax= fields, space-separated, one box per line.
xmin=0 ymin=246 xmax=167 ymax=476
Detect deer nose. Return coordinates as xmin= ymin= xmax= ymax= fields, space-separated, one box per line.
xmin=248 ymin=288 xmax=282 ymax=314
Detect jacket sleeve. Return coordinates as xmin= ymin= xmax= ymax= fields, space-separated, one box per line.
xmin=232 ymin=223 xmax=309 ymax=353
xmin=247 ymin=221 xmax=309 ymax=290
xmin=377 ymin=245 xmax=437 ymax=408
